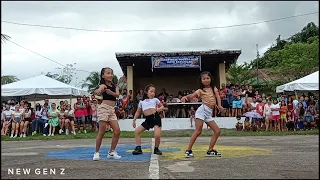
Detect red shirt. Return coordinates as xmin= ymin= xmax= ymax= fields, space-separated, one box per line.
xmin=121 ymin=97 xmax=129 ymax=108
xmin=219 ymin=88 xmax=228 ymax=99
xmin=256 ymin=102 xmax=265 ymax=116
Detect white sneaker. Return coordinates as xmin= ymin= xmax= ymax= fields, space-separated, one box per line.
xmin=14 ymin=135 xmax=17 ymax=138
xmin=59 ymin=129 xmax=62 ymax=134
xmin=73 ymin=131 xmax=76 ymax=135
xmin=107 ymin=151 xmax=121 ymax=159
xmin=10 ymin=134 xmax=13 ymax=138
xmin=93 ymin=152 xmax=100 ymax=161
xmin=45 ymin=123 xmax=48 ymax=128
xmin=84 ymin=130 xmax=87 ymax=134
xmin=20 ymin=134 xmax=23 ymax=138
xmin=61 ymin=129 xmax=64 ymax=133
xmin=32 ymin=131 xmax=36 ymax=136
xmin=23 ymin=134 xmax=26 ymax=138
xmin=51 ymin=134 xmax=54 ymax=136
xmin=66 ymin=129 xmax=69 ymax=135
xmin=43 ymin=134 xmax=46 ymax=136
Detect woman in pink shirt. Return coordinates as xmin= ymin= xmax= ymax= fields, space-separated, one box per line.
xmin=74 ymin=97 xmax=86 ymax=133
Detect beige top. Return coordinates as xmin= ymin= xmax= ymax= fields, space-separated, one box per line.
xmin=196 ymin=88 xmax=216 ymax=109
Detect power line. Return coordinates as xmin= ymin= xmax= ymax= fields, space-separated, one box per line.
xmin=2 ymin=12 xmax=318 ymax=33
xmin=6 ymin=39 xmax=91 ymax=73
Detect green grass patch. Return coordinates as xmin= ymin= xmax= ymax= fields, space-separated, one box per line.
xmin=1 ymin=129 xmax=318 ymax=141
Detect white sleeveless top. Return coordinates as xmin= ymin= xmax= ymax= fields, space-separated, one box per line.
xmin=138 ymin=98 xmax=160 ymax=111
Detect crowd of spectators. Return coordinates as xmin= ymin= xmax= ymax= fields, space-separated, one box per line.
xmin=1 ymin=96 xmax=105 ymax=138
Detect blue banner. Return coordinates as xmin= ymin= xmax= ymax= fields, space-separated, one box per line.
xmin=151 ymin=56 xmax=201 ymax=68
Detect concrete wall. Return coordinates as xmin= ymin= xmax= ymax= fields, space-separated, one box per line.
xmin=118 ymin=117 xmax=245 ymax=131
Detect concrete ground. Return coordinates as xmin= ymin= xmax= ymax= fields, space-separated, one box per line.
xmin=1 ymin=135 xmax=319 ymax=179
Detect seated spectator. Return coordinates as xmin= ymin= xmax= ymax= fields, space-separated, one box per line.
xmin=189 ymin=106 xmax=196 ymax=127
xmin=118 ymin=106 xmax=126 ymax=120
xmin=175 ymin=93 xmax=186 ymax=118
xmin=235 ymin=115 xmax=243 ymax=131
xmin=127 ymin=90 xmax=134 ymax=119
xmin=64 ymin=104 xmax=76 ymax=135
xmin=10 ymin=105 xmax=23 ymax=138
xmin=2 ymin=104 xmax=13 ymax=136
xmin=244 ymin=117 xmax=250 ymax=131
xmin=297 ymin=116 xmax=304 ymax=130
xmin=286 ymin=111 xmax=294 ymax=131
xmin=121 ymin=93 xmax=129 ymax=118
xmin=166 ymin=95 xmax=175 ymax=118
xmin=304 ymin=110 xmax=315 ymax=130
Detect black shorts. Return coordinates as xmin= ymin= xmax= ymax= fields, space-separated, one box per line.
xmin=141 ymin=113 xmax=162 ymax=130
xmin=66 ymin=116 xmax=74 ymax=121
xmin=222 ymin=99 xmax=229 ymax=108
xmin=24 ymin=118 xmax=32 ymax=122
xmin=85 ymin=115 xmax=92 ymax=124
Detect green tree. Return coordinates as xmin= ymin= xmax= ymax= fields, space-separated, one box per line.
xmin=272 ymin=36 xmax=319 ymax=82
xmin=1 ymin=75 xmax=19 ymax=85
xmin=288 ymin=22 xmax=319 ymax=43
xmin=45 ymin=64 xmax=76 ymax=84
xmin=226 ymin=63 xmax=255 ymax=85
xmin=81 ymin=72 xmax=119 ymax=93
xmin=1 ymin=34 xmax=11 ymax=44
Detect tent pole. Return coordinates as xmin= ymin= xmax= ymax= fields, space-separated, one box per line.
xmin=295 ymin=90 xmax=298 ymax=100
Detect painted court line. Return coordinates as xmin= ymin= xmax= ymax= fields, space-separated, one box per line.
xmin=148 ymin=138 xmax=159 ymax=179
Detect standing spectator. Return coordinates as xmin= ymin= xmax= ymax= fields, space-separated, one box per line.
xmin=232 ymin=85 xmax=242 ymax=117
xmin=86 ymin=96 xmax=93 ymax=129
xmin=166 ymin=94 xmax=174 ymax=118
xmin=280 ymin=100 xmax=287 ymax=131
xmin=291 ymin=95 xmax=299 ymax=107
xmin=246 ymin=86 xmax=254 ymax=105
xmin=249 ymin=97 xmax=258 ymax=112
xmin=308 ymin=101 xmax=316 ymax=118
xmin=240 ymin=85 xmax=247 ymax=113
xmin=264 ymin=99 xmax=273 ymax=131
xmin=227 ymin=85 xmax=234 ymax=117
xmin=57 ymin=101 xmax=64 ymax=111
xmin=286 ymin=111 xmax=295 ymax=131
xmin=136 ymin=89 xmax=144 ymax=103
xmin=220 ymin=83 xmax=229 ymax=117
xmin=299 ymin=96 xmax=307 ymax=109
xmin=287 ymin=97 xmax=296 ymax=124
xmin=271 ymin=99 xmax=281 ymax=131
xmin=256 ymin=97 xmax=265 ymax=129
xmin=261 ymin=94 xmax=267 ymax=103
xmin=83 ymin=97 xmax=89 ymax=125
xmin=121 ymin=93 xmax=129 ymax=119
xmin=175 ymin=92 xmax=186 ymax=118
xmin=189 ymin=106 xmax=196 ymax=127
xmin=296 ymin=102 xmax=305 ymax=130
xmin=43 ymin=99 xmax=49 ymax=109
xmin=91 ymin=99 xmax=98 ymax=132
xmin=48 ymin=103 xmax=59 ymax=136
xmin=304 ymin=110 xmax=315 ymax=130
xmin=74 ymin=97 xmax=86 ymax=133
xmin=64 ymin=100 xmax=69 ymax=106
xmin=254 ymin=90 xmax=260 ymax=100
xmin=127 ymin=90 xmax=134 ymax=118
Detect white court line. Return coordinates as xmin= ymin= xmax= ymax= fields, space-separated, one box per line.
xmin=148 ymin=138 xmax=159 ymax=179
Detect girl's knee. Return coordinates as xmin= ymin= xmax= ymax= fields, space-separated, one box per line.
xmin=113 ymin=129 xmax=120 ymax=137
xmin=194 ymin=129 xmax=202 ymax=136
xmin=214 ymin=129 xmax=221 ymax=135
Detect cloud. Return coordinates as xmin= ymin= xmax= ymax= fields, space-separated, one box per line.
xmin=1 ymin=1 xmax=319 ymax=86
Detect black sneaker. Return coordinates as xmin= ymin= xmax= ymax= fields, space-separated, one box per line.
xmin=206 ymin=149 xmax=221 ymax=157
xmin=184 ymin=150 xmax=194 ymax=158
xmin=154 ymin=147 xmax=162 ymax=155
xmin=132 ymin=146 xmax=143 ymax=155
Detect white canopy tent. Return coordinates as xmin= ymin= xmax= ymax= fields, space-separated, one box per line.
xmin=1 ymin=75 xmax=89 ymax=100
xmin=276 ymin=71 xmax=319 ymax=93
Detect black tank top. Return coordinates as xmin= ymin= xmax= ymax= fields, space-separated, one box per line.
xmin=102 ymin=84 xmax=116 ymax=101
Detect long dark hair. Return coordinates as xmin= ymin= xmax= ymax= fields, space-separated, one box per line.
xmin=199 ymin=71 xmax=214 ymax=91
xmin=142 ymin=84 xmax=156 ymax=100
xmin=99 ymin=67 xmax=114 ymax=85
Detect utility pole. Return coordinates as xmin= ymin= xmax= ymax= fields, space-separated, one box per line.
xmin=256 ymin=44 xmax=260 ymax=85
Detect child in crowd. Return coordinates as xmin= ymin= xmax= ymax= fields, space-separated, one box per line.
xmin=244 ymin=117 xmax=250 ymax=131
xmin=48 ymin=103 xmax=59 ymax=136
xmin=181 ymin=71 xmax=224 ymax=158
xmin=58 ymin=105 xmax=65 ymax=135
xmin=256 ymin=98 xmax=265 ymax=130
xmin=232 ymin=86 xmax=242 ymax=117
xmin=189 ymin=106 xmax=196 ymax=128
xmin=304 ymin=110 xmax=315 ymax=130
xmin=280 ymin=100 xmax=287 ymax=131
xmin=286 ymin=111 xmax=294 ymax=131
xmin=91 ymin=99 xmax=98 ymax=132
xmin=118 ymin=106 xmax=126 ymax=120
xmin=132 ymin=84 xmax=165 ymax=156
xmin=10 ymin=105 xmax=22 ymax=138
xmin=271 ymin=99 xmax=281 ymax=131
xmin=235 ymin=115 xmax=243 ymax=131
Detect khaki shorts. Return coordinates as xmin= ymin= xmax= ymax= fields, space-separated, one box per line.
xmin=97 ymin=103 xmax=117 ymax=122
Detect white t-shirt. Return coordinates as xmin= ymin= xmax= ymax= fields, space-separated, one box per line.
xmin=10 ymin=106 xmax=15 ymax=111
xmin=264 ymin=103 xmax=272 ymax=116
xmin=65 ymin=109 xmax=74 ymax=117
xmin=3 ymin=110 xmax=13 ymax=117
xmin=271 ymin=104 xmax=280 ymax=116
xmin=138 ymin=98 xmax=161 ymax=111
xmin=250 ymin=102 xmax=258 ymax=112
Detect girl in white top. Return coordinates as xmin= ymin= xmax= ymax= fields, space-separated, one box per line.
xmin=1 ymin=104 xmax=13 ymax=136
xmin=271 ymin=99 xmax=281 ymax=131
xmin=263 ymin=99 xmax=273 ymax=131
xmin=20 ymin=105 xmax=31 ymax=138
xmin=132 ymin=84 xmax=165 ymax=156
xmin=11 ymin=105 xmax=23 ymax=138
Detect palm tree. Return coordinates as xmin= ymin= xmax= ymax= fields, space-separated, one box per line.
xmin=1 ymin=34 xmax=11 ymax=43
xmin=1 ymin=75 xmax=19 ymax=85
xmin=82 ymin=72 xmax=119 ymax=94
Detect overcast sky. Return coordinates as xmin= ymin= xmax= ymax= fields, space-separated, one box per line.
xmin=1 ymin=1 xmax=318 ymax=87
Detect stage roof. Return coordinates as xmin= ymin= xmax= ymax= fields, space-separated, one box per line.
xmin=115 ymin=49 xmax=241 ymax=76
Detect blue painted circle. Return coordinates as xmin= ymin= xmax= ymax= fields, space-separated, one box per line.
xmin=45 ymin=144 xmax=180 ymax=162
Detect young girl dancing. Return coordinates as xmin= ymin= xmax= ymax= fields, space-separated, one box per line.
xmin=181 ymin=71 xmax=224 ymax=158
xmin=132 ymin=84 xmax=165 ymax=155
xmin=93 ymin=67 xmax=121 ymax=161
